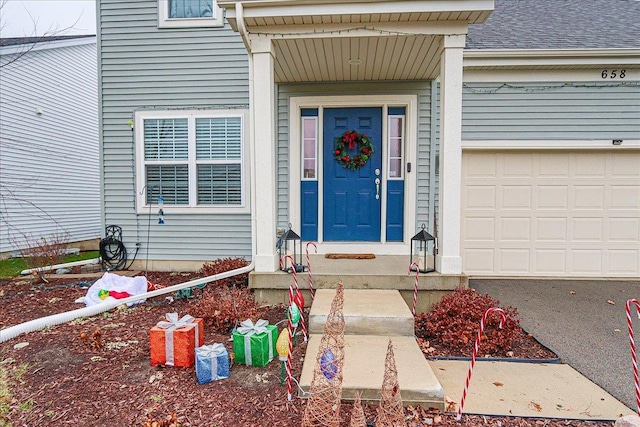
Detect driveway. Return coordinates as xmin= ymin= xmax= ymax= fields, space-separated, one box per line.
xmin=472 ymin=278 xmax=640 ymax=410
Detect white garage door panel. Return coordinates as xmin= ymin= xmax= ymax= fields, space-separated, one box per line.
xmin=462 ymin=151 xmax=640 ymax=277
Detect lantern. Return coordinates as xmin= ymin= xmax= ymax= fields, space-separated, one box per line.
xmin=410 ymin=223 xmax=436 ymax=273
xmin=276 ymin=223 xmax=305 ymax=273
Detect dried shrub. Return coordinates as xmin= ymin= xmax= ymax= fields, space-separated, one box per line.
xmin=18 ymin=232 xmax=69 ymax=282
xmin=191 ymin=286 xmax=263 ymax=333
xmin=416 ymin=288 xmax=521 ymax=356
xmin=199 ymin=257 xmax=249 ymax=289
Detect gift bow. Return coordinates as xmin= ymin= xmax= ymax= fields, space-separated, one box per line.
xmin=157 ymin=312 xmax=195 ymax=330
xmin=156 ymin=312 xmax=198 ymax=366
xmin=237 ymin=319 xmax=268 ymax=336
xmin=197 ymin=343 xmax=226 ymax=357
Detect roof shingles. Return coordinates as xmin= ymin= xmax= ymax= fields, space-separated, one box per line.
xmin=467 ymin=0 xmax=640 ymax=50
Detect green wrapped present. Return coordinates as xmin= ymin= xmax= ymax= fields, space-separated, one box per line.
xmin=232 ymin=319 xmax=277 ymax=367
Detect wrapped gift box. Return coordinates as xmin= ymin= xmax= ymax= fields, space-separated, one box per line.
xmin=232 ymin=319 xmax=277 ymax=367
xmin=150 ymin=313 xmax=204 ymax=367
xmin=195 ymin=344 xmax=230 ymax=384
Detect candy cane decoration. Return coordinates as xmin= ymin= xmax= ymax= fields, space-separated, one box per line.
xmin=285 ymin=255 xmax=308 ymax=343
xmin=408 ymin=262 xmax=420 ymax=316
xmin=285 ymin=351 xmax=293 ymax=400
xmin=627 ymin=299 xmax=640 ymax=415
xmin=306 ymin=242 xmax=318 ymax=301
xmin=284 ymin=255 xmax=296 ymax=400
xmin=457 ymin=307 xmax=507 ymax=420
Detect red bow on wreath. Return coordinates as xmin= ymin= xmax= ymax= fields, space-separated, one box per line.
xmin=343 ymin=130 xmax=358 ymax=150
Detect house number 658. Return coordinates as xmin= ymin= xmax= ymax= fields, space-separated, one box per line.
xmin=601 ymin=70 xmax=626 ymax=79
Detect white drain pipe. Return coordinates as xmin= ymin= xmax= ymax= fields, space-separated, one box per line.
xmin=0 ymin=264 xmax=254 ymax=343
xmin=20 ymin=257 xmax=101 ymax=276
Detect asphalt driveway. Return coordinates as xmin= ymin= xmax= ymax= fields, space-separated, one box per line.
xmin=472 ymin=278 xmax=640 ymax=410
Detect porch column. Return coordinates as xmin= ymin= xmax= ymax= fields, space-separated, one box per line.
xmin=436 ymin=34 xmax=465 ymax=275
xmin=249 ymin=36 xmax=278 ymax=272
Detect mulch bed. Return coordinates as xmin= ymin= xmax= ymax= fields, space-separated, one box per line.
xmin=0 ymin=272 xmax=615 ymax=426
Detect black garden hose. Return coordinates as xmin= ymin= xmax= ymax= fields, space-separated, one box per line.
xmin=99 ymin=236 xmax=128 ymax=271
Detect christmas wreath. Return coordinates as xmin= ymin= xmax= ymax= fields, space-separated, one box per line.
xmin=333 ymin=130 xmax=374 ymax=170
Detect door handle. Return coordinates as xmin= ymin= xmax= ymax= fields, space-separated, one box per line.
xmin=375 ymin=178 xmax=381 ymax=200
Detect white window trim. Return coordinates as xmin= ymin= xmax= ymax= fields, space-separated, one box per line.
xmin=135 ymin=109 xmax=250 ymax=214
xmin=158 ymin=0 xmax=225 ymax=28
xmin=288 ymin=94 xmax=418 ymax=252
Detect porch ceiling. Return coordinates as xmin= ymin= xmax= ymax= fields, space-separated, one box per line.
xmin=271 ymin=35 xmax=443 ymax=82
xmin=221 ymin=0 xmax=495 ymax=83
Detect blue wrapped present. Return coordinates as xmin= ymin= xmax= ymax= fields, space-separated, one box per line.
xmin=195 ymin=343 xmax=230 ymax=384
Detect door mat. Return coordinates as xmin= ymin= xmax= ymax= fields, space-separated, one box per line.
xmin=325 ymin=254 xmax=376 ymax=260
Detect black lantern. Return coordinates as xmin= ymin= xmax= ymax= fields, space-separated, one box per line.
xmin=276 ymin=224 xmax=305 ymax=273
xmin=410 ymin=223 xmax=436 ymax=273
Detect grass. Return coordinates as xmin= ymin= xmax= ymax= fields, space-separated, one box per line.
xmin=0 ymin=251 xmax=100 ymax=279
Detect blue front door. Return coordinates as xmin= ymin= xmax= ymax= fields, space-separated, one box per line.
xmin=323 ymin=107 xmax=382 ymax=241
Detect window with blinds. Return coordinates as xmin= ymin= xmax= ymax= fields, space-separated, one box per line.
xmin=137 ymin=111 xmax=246 ymax=210
xmin=196 ymin=117 xmax=242 ymax=205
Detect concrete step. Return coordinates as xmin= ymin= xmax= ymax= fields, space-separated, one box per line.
xmin=308 ymin=289 xmax=414 ymax=336
xmin=249 ymin=255 xmax=467 ymax=310
xmin=299 ymin=334 xmax=444 ymax=410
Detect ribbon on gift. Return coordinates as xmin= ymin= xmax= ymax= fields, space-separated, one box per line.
xmin=236 ymin=319 xmax=273 ymax=365
xmin=196 ymin=343 xmax=226 ymax=381
xmin=157 ymin=312 xmax=199 ymax=366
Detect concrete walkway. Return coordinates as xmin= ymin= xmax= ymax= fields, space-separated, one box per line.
xmin=430 ymin=360 xmax=633 ymax=419
xmin=300 ymin=285 xmax=637 ymax=420
xmin=473 ymin=278 xmax=640 ymax=411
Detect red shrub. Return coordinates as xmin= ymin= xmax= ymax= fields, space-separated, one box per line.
xmin=192 ymin=286 xmax=263 ymax=333
xmin=199 ymin=257 xmax=250 ymax=289
xmin=415 ymin=288 xmax=521 ymax=356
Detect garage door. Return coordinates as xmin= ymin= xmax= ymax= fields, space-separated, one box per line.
xmin=462 ymin=151 xmax=640 ymax=277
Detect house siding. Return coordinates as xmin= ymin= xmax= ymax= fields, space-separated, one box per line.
xmin=98 ymin=0 xmax=252 ymax=262
xmin=276 ymin=81 xmax=434 ymax=237
xmin=0 ymin=40 xmax=100 ymax=254
xmin=461 ymin=82 xmax=640 ymax=140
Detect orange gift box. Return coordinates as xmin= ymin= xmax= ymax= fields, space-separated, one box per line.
xmin=150 ymin=313 xmax=204 ymax=367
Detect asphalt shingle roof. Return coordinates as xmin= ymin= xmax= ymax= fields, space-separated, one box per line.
xmin=467 ymin=0 xmax=640 ymax=50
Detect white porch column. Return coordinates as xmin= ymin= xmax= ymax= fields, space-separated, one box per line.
xmin=436 ymin=34 xmax=465 ymax=275
xmin=249 ymin=36 xmax=278 ymax=272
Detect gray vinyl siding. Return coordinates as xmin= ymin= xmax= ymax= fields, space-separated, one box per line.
xmin=0 ymin=40 xmax=100 ymax=254
xmin=276 ymin=81 xmax=433 ymax=236
xmin=98 ymin=0 xmax=251 ymax=262
xmin=462 ymin=82 xmax=640 ymax=140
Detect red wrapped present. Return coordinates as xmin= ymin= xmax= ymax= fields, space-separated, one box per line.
xmin=150 ymin=313 xmax=204 ymax=367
